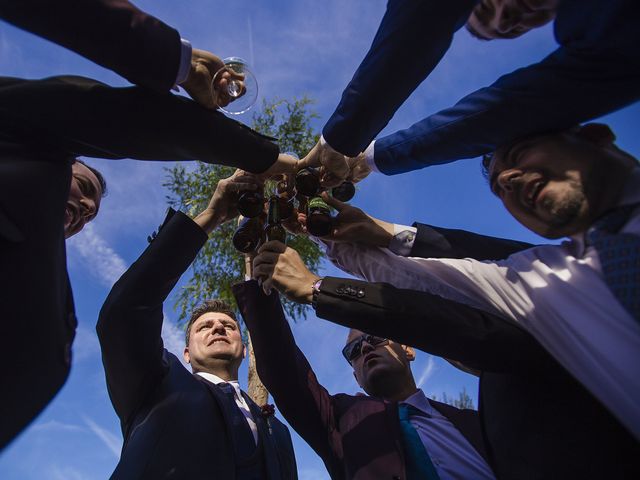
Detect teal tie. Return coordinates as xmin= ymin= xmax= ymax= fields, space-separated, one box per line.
xmin=397 ymin=403 xmax=441 ymax=480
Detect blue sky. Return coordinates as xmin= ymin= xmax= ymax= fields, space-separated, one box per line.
xmin=1 ymin=1 xmax=638 ymax=478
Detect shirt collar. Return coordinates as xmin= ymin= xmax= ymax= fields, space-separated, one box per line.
xmin=400 ymin=389 xmax=435 ymax=417
xmin=196 ymin=372 xmax=242 ymax=397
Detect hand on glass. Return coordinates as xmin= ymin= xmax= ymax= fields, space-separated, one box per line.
xmin=194 ymin=169 xmax=263 ymax=233
xmin=252 ymin=241 xmax=321 ymax=302
xmin=346 ymin=152 xmax=372 ymax=183
xmin=181 ymin=48 xmax=226 ymax=109
xmin=262 ymin=153 xmax=300 ymax=178
xmin=299 ymin=140 xmax=349 ymax=188
xmin=314 ymin=193 xmax=393 ymax=246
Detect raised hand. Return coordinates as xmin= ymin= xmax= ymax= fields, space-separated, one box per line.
xmin=194 ymin=169 xmax=263 ymax=233
xmin=299 ymin=140 xmax=350 ymax=187
xmin=252 ymin=241 xmax=321 ymax=302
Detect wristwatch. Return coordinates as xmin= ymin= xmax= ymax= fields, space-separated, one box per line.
xmin=311 ymin=278 xmax=323 ymax=308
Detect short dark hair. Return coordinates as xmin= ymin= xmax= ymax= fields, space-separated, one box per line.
xmin=185 ymin=299 xmax=239 ymax=345
xmin=75 ymin=159 xmax=107 ymax=197
xmin=481 ymin=152 xmax=493 ymax=181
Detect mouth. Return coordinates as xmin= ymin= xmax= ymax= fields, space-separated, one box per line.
xmin=65 ymin=202 xmax=81 ymax=232
xmin=521 ymin=178 xmax=546 ymax=210
xmin=208 ymin=337 xmax=230 ymax=346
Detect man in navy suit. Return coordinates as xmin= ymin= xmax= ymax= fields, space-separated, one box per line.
xmin=97 ymin=171 xmax=297 ymax=479
xmin=300 ymin=0 xmax=640 ymax=183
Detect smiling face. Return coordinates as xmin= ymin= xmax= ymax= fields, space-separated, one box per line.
xmin=184 ymin=311 xmax=245 ymax=375
xmin=65 ymin=161 xmax=103 ymax=238
xmin=347 ymin=329 xmax=415 ymax=398
xmin=487 ymin=124 xmax=634 ymax=238
xmin=466 ymin=0 xmax=557 ymax=40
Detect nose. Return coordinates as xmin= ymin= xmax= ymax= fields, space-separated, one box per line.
xmin=80 ymin=198 xmax=97 ymax=219
xmin=211 ymin=320 xmax=226 ymax=335
xmin=360 ymin=339 xmax=375 ymax=356
xmin=497 ymin=168 xmax=521 ymax=193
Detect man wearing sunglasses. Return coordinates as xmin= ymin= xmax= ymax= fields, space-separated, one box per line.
xmin=234 ymin=281 xmax=495 ymax=480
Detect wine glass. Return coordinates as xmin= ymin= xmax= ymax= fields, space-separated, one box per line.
xmin=211 ymin=57 xmax=258 ymax=115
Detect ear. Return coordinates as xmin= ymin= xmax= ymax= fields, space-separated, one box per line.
xmin=577 ymin=123 xmax=616 ymax=146
xmin=183 ymin=346 xmax=191 ymax=364
xmin=403 ymin=345 xmax=416 ymax=362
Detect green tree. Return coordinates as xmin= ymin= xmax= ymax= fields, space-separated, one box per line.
xmin=436 ymin=387 xmax=475 ymax=410
xmin=164 ymin=96 xmax=323 ymax=403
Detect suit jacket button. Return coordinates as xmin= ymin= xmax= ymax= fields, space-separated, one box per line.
xmin=336 ymin=284 xmax=346 ymax=294
xmin=357 ymin=289 xmax=365 ymax=298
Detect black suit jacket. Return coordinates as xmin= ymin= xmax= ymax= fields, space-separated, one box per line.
xmin=314 ymin=226 xmax=640 ymax=478
xmin=234 ymin=281 xmax=489 ymax=480
xmin=0 ymin=0 xmax=181 ymax=92
xmin=0 ymin=75 xmax=278 ymax=449
xmin=97 ymin=210 xmax=297 ymax=479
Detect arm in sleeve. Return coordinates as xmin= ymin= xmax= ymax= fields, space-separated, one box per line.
xmin=233 ymin=281 xmax=343 ymax=478
xmin=0 ymin=76 xmax=279 ymax=173
xmin=315 ymin=277 xmax=552 ymax=374
xmin=322 ymin=0 xmax=477 ymax=156
xmin=96 ymin=209 xmax=207 ymax=425
xmin=373 ymin=47 xmax=640 ymax=174
xmin=0 ymin=0 xmax=181 ymax=92
xmin=410 ymin=222 xmax=534 ymax=260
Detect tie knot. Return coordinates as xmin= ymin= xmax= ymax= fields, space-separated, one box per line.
xmin=217 ymin=382 xmax=237 ymax=398
xmin=398 ymin=403 xmax=428 ymax=421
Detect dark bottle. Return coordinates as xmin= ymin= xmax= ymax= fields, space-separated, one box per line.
xmin=295 ymin=167 xmax=321 ymax=197
xmin=237 ymin=190 xmax=264 ymax=218
xmin=233 ymin=216 xmax=265 ymax=253
xmin=306 ymin=196 xmax=333 ymax=237
xmin=276 ymin=177 xmax=295 ymax=220
xmin=331 ymin=181 xmax=356 ymax=202
xmin=265 ymin=197 xmax=287 ymax=243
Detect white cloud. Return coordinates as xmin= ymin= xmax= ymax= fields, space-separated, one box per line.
xmin=31 ymin=420 xmax=85 ymax=434
xmin=161 ymin=313 xmax=188 ymax=368
xmin=67 ymin=223 xmax=127 ymax=287
xmin=416 ymin=355 xmax=437 ymax=389
xmin=72 ymin=325 xmax=101 ymax=362
xmin=50 ymin=465 xmax=86 ymax=480
xmin=81 ymin=416 xmax=122 ymax=459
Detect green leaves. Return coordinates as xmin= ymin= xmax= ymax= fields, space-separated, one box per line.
xmin=164 ymin=96 xmax=323 ymax=326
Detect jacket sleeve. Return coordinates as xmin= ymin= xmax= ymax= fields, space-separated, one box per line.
xmin=322 ymin=0 xmax=477 ymax=156
xmin=0 ymin=75 xmax=279 ymax=173
xmin=233 ymin=280 xmax=344 ymax=478
xmin=315 ymin=276 xmax=553 ymax=374
xmin=410 ymin=223 xmax=534 ymax=260
xmin=373 ymin=44 xmax=640 ymax=174
xmin=0 ymin=0 xmax=181 ymax=92
xmin=96 ymin=209 xmax=207 ymax=426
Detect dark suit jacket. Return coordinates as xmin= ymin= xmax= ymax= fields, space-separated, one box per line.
xmin=234 ymin=281 xmax=489 ymax=480
xmin=0 ymin=75 xmax=278 ymax=449
xmin=97 ymin=209 xmax=297 ymax=479
xmin=314 ymin=226 xmax=640 ymax=478
xmin=0 ymin=0 xmax=181 ymax=92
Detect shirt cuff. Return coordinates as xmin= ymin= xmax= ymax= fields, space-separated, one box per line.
xmin=174 ymin=38 xmax=193 ymax=89
xmin=364 ymin=141 xmax=380 ymax=173
xmin=389 ymin=224 xmax=417 ymax=256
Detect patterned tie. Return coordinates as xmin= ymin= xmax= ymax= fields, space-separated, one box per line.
xmin=397 ymin=403 xmax=441 ymax=480
xmin=587 ymin=204 xmax=640 ymax=323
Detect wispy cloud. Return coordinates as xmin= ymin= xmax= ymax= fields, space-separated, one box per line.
xmin=82 ymin=416 xmax=122 ymax=459
xmin=31 ymin=420 xmax=85 ymax=434
xmin=50 ymin=465 xmax=87 ymax=480
xmin=162 ymin=313 xmax=188 ymax=367
xmin=67 ymin=223 xmax=127 ymax=287
xmin=416 ymin=355 xmax=437 ymax=389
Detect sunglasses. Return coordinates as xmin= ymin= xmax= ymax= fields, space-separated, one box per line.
xmin=342 ymin=334 xmax=389 ymax=363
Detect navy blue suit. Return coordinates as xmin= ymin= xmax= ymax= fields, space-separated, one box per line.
xmin=97 ymin=209 xmax=297 ymax=479
xmin=323 ymin=0 xmax=640 ymax=173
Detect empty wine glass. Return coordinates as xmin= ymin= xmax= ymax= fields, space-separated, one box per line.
xmin=211 ymin=57 xmax=258 ymax=115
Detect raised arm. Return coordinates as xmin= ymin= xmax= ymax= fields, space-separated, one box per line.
xmin=0 ymin=0 xmax=180 ymax=92
xmin=233 ymin=281 xmax=343 ymax=478
xmin=0 ymin=75 xmax=287 ymax=173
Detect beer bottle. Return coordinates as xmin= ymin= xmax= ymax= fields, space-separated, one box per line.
xmin=331 ymin=181 xmax=355 ymax=202
xmin=295 ymin=167 xmax=321 ymax=197
xmin=233 ymin=215 xmax=265 ymax=253
xmin=306 ymin=196 xmax=333 ymax=237
xmin=237 ymin=190 xmax=264 ymax=218
xmin=276 ymin=177 xmax=295 ymax=220
xmin=265 ymin=196 xmax=287 ymax=243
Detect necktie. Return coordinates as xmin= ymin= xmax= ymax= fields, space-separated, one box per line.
xmin=397 ymin=403 xmax=441 ymax=480
xmin=218 ymin=382 xmax=257 ymax=459
xmin=587 ymin=204 xmax=640 ymax=323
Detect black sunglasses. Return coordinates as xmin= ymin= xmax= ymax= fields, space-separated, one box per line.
xmin=342 ymin=334 xmax=389 ymax=363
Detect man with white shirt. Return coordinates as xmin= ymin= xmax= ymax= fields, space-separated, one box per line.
xmin=97 ymin=171 xmax=297 ymax=479
xmin=260 ymin=122 xmax=640 ymax=442
xmin=233 ymin=279 xmax=494 ymax=480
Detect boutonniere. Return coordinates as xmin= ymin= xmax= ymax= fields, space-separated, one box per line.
xmin=261 ymin=404 xmax=276 ymax=434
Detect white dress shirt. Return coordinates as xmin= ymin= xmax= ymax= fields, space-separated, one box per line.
xmin=402 ymin=390 xmax=495 ymax=480
xmin=325 ymin=168 xmax=640 ymax=440
xmin=196 ymin=372 xmax=258 ymax=444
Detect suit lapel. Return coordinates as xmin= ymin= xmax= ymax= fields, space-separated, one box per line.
xmin=242 ymin=392 xmax=282 ymax=480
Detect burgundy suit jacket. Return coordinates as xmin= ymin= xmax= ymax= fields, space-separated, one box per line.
xmin=0 ymin=0 xmax=181 ymax=92
xmin=234 ymin=280 xmax=488 ymax=480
